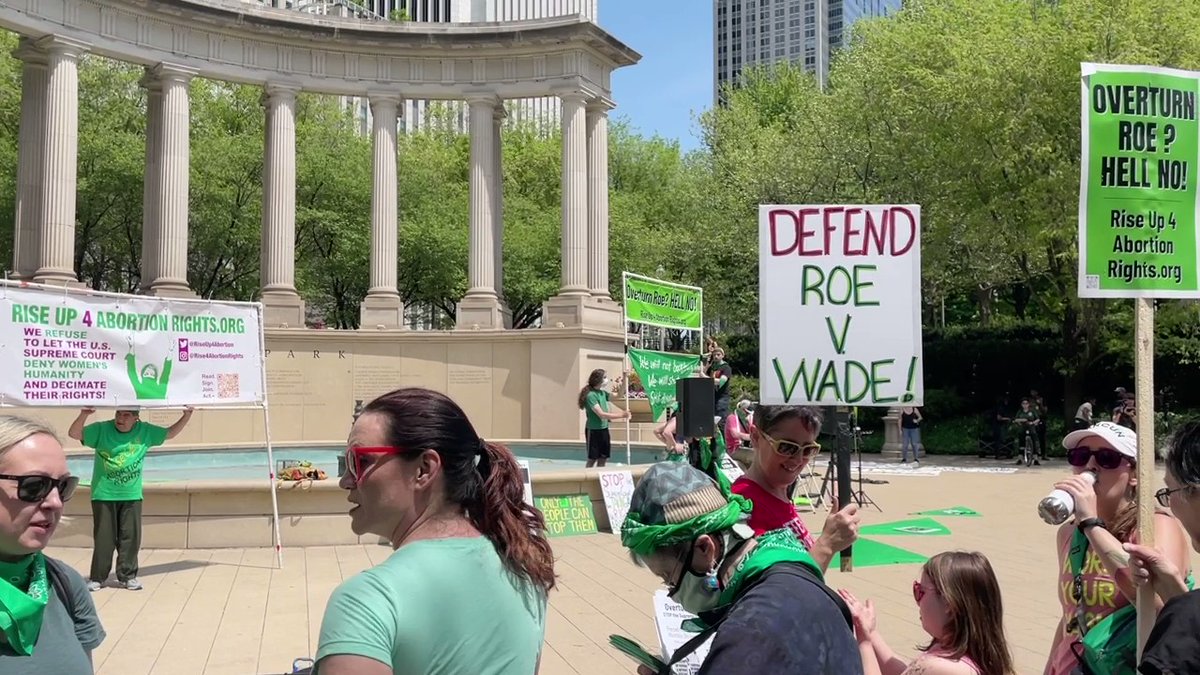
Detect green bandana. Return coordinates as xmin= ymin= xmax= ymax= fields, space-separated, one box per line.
xmin=717 ymin=527 xmax=822 ymax=607
xmin=0 ymin=553 xmax=49 ymax=655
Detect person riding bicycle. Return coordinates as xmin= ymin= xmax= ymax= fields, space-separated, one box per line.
xmin=1014 ymin=398 xmax=1042 ymax=465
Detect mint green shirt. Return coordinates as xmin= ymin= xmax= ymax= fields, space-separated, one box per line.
xmin=316 ymin=537 xmax=547 ymax=674
xmin=81 ymin=420 xmax=168 ymax=501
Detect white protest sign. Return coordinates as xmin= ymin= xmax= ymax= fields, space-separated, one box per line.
xmin=759 ymin=205 xmax=923 ymax=406
xmin=0 ymin=284 xmax=264 ymax=407
xmin=717 ymin=453 xmax=744 ymax=482
xmin=598 ymin=470 xmax=634 ymax=534
xmin=653 ymin=589 xmax=712 ymax=674
xmin=517 ymin=460 xmax=533 ymax=506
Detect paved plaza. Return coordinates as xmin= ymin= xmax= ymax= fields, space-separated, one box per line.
xmin=50 ymin=458 xmax=1200 ymax=675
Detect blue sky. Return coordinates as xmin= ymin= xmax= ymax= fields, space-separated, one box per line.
xmin=598 ymin=1 xmax=712 ymax=152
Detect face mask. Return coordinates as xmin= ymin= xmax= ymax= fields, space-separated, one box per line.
xmin=602 ymin=378 xmax=611 ymax=387
xmin=671 ymin=569 xmax=722 ymax=614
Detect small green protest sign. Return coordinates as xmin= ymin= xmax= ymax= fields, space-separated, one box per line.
xmin=859 ymin=518 xmax=951 ymax=537
xmin=623 ymin=274 xmax=702 ymax=331
xmin=535 ymin=494 xmax=598 ymax=537
xmin=628 ymin=348 xmax=702 ymax=421
xmin=1080 ymin=64 xmax=1200 ymax=298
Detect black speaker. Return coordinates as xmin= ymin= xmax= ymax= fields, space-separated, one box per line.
xmin=676 ymin=377 xmax=715 ymax=438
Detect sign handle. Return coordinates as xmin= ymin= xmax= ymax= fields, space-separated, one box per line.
xmin=1134 ymin=298 xmax=1155 ymax=659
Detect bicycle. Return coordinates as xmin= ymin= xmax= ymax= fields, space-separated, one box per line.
xmin=1014 ymin=420 xmax=1041 ymax=467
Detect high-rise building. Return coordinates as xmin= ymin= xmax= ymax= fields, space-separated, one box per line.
xmin=243 ymin=0 xmax=598 ymax=132
xmin=713 ymin=0 xmax=901 ymax=103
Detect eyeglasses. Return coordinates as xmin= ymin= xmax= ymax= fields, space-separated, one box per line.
xmin=0 ymin=474 xmax=79 ymax=503
xmin=1156 ymin=486 xmax=1189 ymax=508
xmin=1067 ymin=446 xmax=1128 ymax=470
xmin=342 ymin=446 xmax=407 ymax=481
xmin=762 ymin=432 xmax=821 ymax=459
xmin=912 ymin=580 xmax=936 ymax=603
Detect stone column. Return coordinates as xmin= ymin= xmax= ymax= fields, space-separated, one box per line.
xmin=586 ymin=98 xmax=612 ymax=300
xmin=456 ymin=94 xmax=508 ymax=330
xmin=144 ymin=64 xmax=197 ymax=297
xmin=360 ymin=93 xmax=404 ymax=329
xmin=32 ymin=36 xmax=89 ymax=286
xmin=492 ymin=103 xmax=506 ymax=303
xmin=541 ymin=89 xmax=591 ymax=328
xmin=10 ymin=38 xmax=48 ymax=281
xmin=260 ymin=83 xmax=305 ymax=327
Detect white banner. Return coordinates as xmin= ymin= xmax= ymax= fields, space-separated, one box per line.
xmin=0 ymin=284 xmax=264 ymax=407
xmin=653 ymin=590 xmax=712 ymax=675
xmin=598 ymin=470 xmax=634 ymax=534
xmin=759 ymin=205 xmax=924 ymax=406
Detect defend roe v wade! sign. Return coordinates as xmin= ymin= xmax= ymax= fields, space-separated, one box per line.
xmin=0 ymin=284 xmax=265 ymax=407
xmin=759 ymin=205 xmax=923 ymax=406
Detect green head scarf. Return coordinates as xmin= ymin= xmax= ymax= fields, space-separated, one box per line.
xmin=620 ymin=459 xmax=752 ymax=557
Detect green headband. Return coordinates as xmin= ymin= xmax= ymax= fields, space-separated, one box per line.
xmin=621 ymin=494 xmax=750 ymax=556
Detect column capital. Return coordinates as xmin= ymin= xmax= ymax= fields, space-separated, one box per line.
xmin=34 ymin=35 xmax=90 ymax=59
xmin=148 ymin=62 xmax=198 ymax=86
xmin=586 ymin=96 xmax=615 ymax=114
xmin=263 ymin=82 xmax=301 ymax=105
xmin=552 ymin=87 xmax=589 ymax=104
xmin=367 ymin=90 xmax=403 ymax=105
xmin=12 ymin=36 xmax=48 ymax=66
xmin=464 ymin=91 xmax=500 ymax=107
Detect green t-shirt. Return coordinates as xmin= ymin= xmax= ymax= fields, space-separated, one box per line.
xmin=584 ymin=389 xmax=609 ymax=430
xmin=1016 ymin=409 xmax=1040 ymax=424
xmin=316 ymin=537 xmax=547 ymax=675
xmin=82 ymin=420 xmax=168 ymax=501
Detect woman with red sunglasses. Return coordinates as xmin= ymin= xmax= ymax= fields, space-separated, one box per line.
xmin=730 ymin=405 xmax=861 ymax=574
xmin=314 ymin=388 xmax=555 ymax=675
xmin=0 ymin=415 xmax=104 ymax=674
xmin=839 ymin=551 xmax=1013 ymax=675
xmin=1043 ymin=421 xmax=1190 ymax=675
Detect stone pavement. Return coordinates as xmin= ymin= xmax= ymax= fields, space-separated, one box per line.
xmin=48 ymin=457 xmax=1199 ymax=674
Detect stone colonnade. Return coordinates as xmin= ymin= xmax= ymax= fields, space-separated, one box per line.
xmin=9 ymin=35 xmax=617 ymax=332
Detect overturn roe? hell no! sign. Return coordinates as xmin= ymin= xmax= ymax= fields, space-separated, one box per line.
xmin=759 ymin=205 xmax=924 ymax=406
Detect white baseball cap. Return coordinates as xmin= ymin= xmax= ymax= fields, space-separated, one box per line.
xmin=1062 ymin=421 xmax=1137 ymax=459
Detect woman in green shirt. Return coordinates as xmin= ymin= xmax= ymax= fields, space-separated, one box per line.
xmin=577 ymin=369 xmax=631 ymax=468
xmin=315 ymin=388 xmax=555 ymax=675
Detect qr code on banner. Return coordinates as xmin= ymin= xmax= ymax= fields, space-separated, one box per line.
xmin=1085 ymin=275 xmax=1100 ymax=289
xmin=217 ymin=373 xmax=240 ymax=399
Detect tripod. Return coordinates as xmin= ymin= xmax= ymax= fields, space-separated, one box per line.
xmin=816 ymin=425 xmax=883 ymax=509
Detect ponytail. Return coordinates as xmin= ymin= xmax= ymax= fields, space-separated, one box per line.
xmin=468 ymin=441 xmax=556 ymax=593
xmin=578 ymin=386 xmax=592 ymax=410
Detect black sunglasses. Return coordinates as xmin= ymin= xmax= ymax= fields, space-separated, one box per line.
xmin=1156 ymin=486 xmax=1188 ymax=508
xmin=1066 ymin=446 xmax=1127 ymax=470
xmin=0 ymin=474 xmax=79 ymax=503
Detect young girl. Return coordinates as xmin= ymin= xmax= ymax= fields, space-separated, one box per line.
xmin=840 ymin=551 xmax=1014 ymax=675
xmin=1043 ymin=421 xmax=1189 ymax=675
xmin=577 ymin=369 xmax=630 ymax=468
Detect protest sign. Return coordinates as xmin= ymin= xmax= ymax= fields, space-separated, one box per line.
xmin=534 ymin=494 xmax=598 ymax=537
xmin=623 ymin=274 xmax=703 ymax=331
xmin=758 ymin=205 xmax=923 ymax=406
xmin=628 ymin=348 xmax=702 ymax=420
xmin=598 ymin=470 xmax=635 ymax=534
xmin=653 ymin=589 xmax=712 ymax=674
xmin=1079 ymin=63 xmax=1200 ymax=298
xmin=517 ymin=460 xmax=533 ymax=506
xmin=1 ymin=285 xmax=264 ymax=407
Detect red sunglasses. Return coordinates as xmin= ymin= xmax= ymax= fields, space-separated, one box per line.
xmin=343 ymin=446 xmax=407 ymax=481
xmin=1067 ymin=446 xmax=1129 ymax=471
xmin=913 ymin=580 xmax=936 ymax=603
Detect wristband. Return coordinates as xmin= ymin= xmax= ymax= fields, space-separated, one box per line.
xmin=1077 ymin=517 xmax=1107 ymax=532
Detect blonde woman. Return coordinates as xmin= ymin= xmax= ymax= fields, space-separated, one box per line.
xmin=0 ymin=415 xmax=105 ymax=673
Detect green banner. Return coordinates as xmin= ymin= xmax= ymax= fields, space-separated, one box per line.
xmin=628 ymin=348 xmax=702 ymax=421
xmin=1080 ymin=64 xmax=1200 ymax=298
xmin=535 ymin=494 xmax=598 ymax=537
xmin=623 ymin=275 xmax=702 ymax=330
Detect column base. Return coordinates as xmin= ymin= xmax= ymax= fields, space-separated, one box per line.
xmin=455 ymin=293 xmax=512 ymax=330
xmin=148 ymin=282 xmax=198 ymax=299
xmin=261 ymin=290 xmax=306 ymax=328
xmin=359 ymin=293 xmax=405 ymax=330
xmin=540 ymin=293 xmax=624 ymax=331
xmin=879 ymin=407 xmax=904 ymax=457
xmin=30 ymin=270 xmax=84 ymax=287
